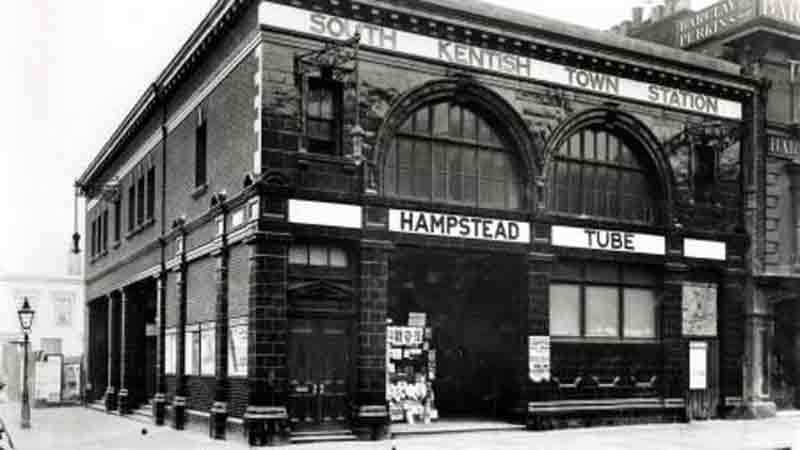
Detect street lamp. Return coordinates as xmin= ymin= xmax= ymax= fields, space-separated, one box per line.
xmin=17 ymin=297 xmax=35 ymax=430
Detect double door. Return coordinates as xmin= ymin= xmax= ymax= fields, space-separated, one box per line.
xmin=288 ymin=318 xmax=350 ymax=430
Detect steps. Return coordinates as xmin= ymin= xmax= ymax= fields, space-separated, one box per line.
xmin=290 ymin=429 xmax=357 ymax=444
xmin=130 ymin=403 xmax=153 ymax=423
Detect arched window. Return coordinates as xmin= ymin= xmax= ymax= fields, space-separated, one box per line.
xmin=384 ymin=102 xmax=523 ymax=210
xmin=549 ymin=127 xmax=659 ymax=224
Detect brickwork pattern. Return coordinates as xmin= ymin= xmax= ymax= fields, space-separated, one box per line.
xmin=186 ymin=376 xmax=215 ymax=411
xmin=357 ymin=244 xmax=389 ymax=406
xmin=215 ymin=249 xmax=230 ymax=404
xmin=720 ymin=272 xmax=745 ymax=401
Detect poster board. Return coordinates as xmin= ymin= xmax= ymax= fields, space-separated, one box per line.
xmin=682 ymin=283 xmax=718 ymax=337
xmin=528 ymin=336 xmax=551 ymax=382
xmin=62 ymin=363 xmax=81 ymax=403
xmin=689 ymin=341 xmax=708 ymax=390
xmin=35 ymin=354 xmax=63 ymax=404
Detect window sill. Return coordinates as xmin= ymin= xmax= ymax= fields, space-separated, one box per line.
xmin=125 ymin=218 xmax=156 ymax=240
xmin=191 ymin=183 xmax=208 ymax=199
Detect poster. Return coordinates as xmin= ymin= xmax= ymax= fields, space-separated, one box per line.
xmin=200 ymin=325 xmax=216 ymax=376
xmin=528 ymin=336 xmax=551 ymax=382
xmin=35 ymin=354 xmax=62 ymax=404
xmin=387 ymin=326 xmax=424 ymax=346
xmin=164 ymin=331 xmax=176 ymax=374
xmin=62 ymin=363 xmax=81 ymax=402
xmin=690 ymin=341 xmax=708 ymax=390
xmin=228 ymin=321 xmax=248 ymax=377
xmin=682 ymin=283 xmax=718 ymax=337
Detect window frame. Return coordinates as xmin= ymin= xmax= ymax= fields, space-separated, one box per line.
xmin=304 ymin=78 xmax=343 ymax=156
xmin=549 ymin=261 xmax=660 ymax=343
xmin=195 ymin=108 xmax=208 ymax=188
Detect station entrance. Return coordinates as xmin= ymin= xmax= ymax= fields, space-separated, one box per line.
xmin=387 ymin=248 xmax=527 ymax=422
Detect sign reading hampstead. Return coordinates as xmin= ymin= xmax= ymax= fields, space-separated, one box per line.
xmin=551 ymin=225 xmax=666 ymax=255
xmin=259 ymin=1 xmax=742 ymax=120
xmin=677 ymin=0 xmax=756 ymax=48
xmin=769 ymin=135 xmax=800 ymax=159
xmin=388 ymin=209 xmax=530 ymax=244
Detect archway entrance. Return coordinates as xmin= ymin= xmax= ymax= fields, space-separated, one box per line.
xmin=387 ymin=248 xmax=526 ymax=422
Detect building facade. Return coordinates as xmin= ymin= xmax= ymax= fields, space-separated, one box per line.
xmin=614 ymin=0 xmax=800 ymax=416
xmin=78 ymin=0 xmax=760 ymax=444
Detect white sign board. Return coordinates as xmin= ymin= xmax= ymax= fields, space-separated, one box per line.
xmin=683 ymin=238 xmax=726 ymax=261
xmin=408 ymin=312 xmax=427 ymax=328
xmin=389 ymin=209 xmax=530 ymax=244
xmin=387 ymin=326 xmax=424 ymax=347
xmin=35 ymin=354 xmax=62 ymax=404
xmin=689 ymin=341 xmax=708 ymax=390
xmin=551 ymin=225 xmax=666 ymax=255
xmin=528 ymin=336 xmax=551 ymax=382
xmin=288 ymin=199 xmax=363 ymax=229
xmin=259 ymin=1 xmax=742 ymax=120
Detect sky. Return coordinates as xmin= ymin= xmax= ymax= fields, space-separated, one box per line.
xmin=0 ymin=0 xmax=717 ymax=277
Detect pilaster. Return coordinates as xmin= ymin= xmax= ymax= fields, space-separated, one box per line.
xmin=210 ymin=227 xmax=229 ymax=440
xmin=154 ymin=272 xmax=167 ymax=425
xmin=105 ymin=294 xmax=119 ymax=413
xmin=117 ymin=288 xmax=130 ymax=415
xmin=173 ymin=262 xmax=188 ymax=430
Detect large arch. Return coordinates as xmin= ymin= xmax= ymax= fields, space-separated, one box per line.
xmin=374 ymin=78 xmax=539 ymax=208
xmin=542 ymin=107 xmax=676 ymax=225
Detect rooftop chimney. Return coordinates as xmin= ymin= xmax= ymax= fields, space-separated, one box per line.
xmin=632 ymin=6 xmax=644 ymax=25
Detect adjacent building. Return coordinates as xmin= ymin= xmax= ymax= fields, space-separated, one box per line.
xmin=77 ymin=0 xmax=761 ymax=444
xmin=614 ymin=0 xmax=800 ymax=417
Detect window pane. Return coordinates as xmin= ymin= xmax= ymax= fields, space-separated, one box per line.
xmin=329 ymin=247 xmax=348 ymax=268
xmin=309 ymin=246 xmax=327 ymax=266
xmin=585 ymin=286 xmax=619 ymax=337
xmin=462 ymin=109 xmax=477 ymax=142
xmin=463 ymin=148 xmax=477 ymax=204
xmin=449 ymin=104 xmax=461 ymax=138
xmin=415 ymin=106 xmax=430 ymax=135
xmin=478 ymin=117 xmax=493 ymax=146
xmin=596 ymin=131 xmax=607 ymax=161
xmin=413 ymin=140 xmax=432 ymax=198
xmin=549 ymin=284 xmax=580 ymax=337
xmin=201 ymin=326 xmax=216 ymax=376
xmin=569 ymin=133 xmax=581 ymax=159
xmin=583 ymin=130 xmax=595 ymax=160
xmin=289 ymin=245 xmax=308 ymax=265
xmin=398 ymin=138 xmax=413 ymax=196
xmin=624 ymin=289 xmax=657 ymax=338
xmin=433 ymin=103 xmax=449 ymax=137
xmin=432 ymin=145 xmax=447 ymax=200
xmin=448 ymin=145 xmax=463 ymax=201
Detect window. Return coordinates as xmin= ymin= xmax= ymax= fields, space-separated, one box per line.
xmin=385 ymin=102 xmax=522 ymax=209
xmin=102 ymin=209 xmax=109 ymax=252
xmin=114 ymin=195 xmax=122 ymax=242
xmin=550 ymin=127 xmax=659 ymax=223
xmin=54 ymin=295 xmax=73 ymax=327
xmin=40 ymin=338 xmax=62 ymax=354
xmin=289 ymin=244 xmax=349 ymax=268
xmin=305 ymin=79 xmax=341 ymax=155
xmin=146 ymin=167 xmax=156 ymax=220
xmin=195 ymin=108 xmax=207 ymax=187
xmin=128 ymin=183 xmax=135 ymax=232
xmin=185 ymin=327 xmax=201 ymax=376
xmin=165 ymin=330 xmax=176 ymax=374
xmin=549 ymin=260 xmax=659 ymax=340
xmin=228 ymin=318 xmax=248 ymax=377
xmin=90 ymin=219 xmax=97 ymax=257
xmin=137 ymin=174 xmax=145 ymax=225
xmin=200 ymin=323 xmax=216 ymax=376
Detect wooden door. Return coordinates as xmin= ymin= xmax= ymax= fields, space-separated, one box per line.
xmin=288 ymin=318 xmax=350 ymax=430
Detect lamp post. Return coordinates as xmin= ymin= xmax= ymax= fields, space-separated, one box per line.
xmin=17 ymin=297 xmax=35 ymax=430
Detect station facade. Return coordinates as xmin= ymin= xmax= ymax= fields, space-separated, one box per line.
xmin=77 ymin=0 xmax=760 ymax=444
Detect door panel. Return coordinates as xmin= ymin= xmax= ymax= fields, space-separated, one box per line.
xmin=288 ymin=318 xmax=349 ymax=429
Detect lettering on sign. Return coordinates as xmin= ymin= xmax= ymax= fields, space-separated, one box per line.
xmin=528 ymin=336 xmax=551 ymax=383
xmin=550 ymin=225 xmax=666 ymax=255
xmin=389 ymin=209 xmax=530 ymax=244
xmin=677 ymin=0 xmax=756 ymax=47
xmin=258 ymin=1 xmax=742 ymax=119
xmin=689 ymin=341 xmax=708 ymax=390
xmin=762 ymin=0 xmax=800 ymax=27
xmin=769 ymin=135 xmax=800 ymax=159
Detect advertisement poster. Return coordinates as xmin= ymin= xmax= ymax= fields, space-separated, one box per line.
xmin=528 ymin=336 xmax=551 ymax=382
xmin=35 ymin=354 xmax=62 ymax=404
xmin=690 ymin=341 xmax=708 ymax=390
xmin=682 ymin=283 xmax=718 ymax=337
xmin=228 ymin=322 xmax=248 ymax=376
xmin=387 ymin=326 xmax=424 ymax=347
xmin=62 ymin=363 xmax=81 ymax=403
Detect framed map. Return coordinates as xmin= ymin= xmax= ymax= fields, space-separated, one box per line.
xmin=682 ymin=283 xmax=718 ymax=337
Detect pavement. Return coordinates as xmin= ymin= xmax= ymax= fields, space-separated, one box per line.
xmin=0 ymin=401 xmax=798 ymax=450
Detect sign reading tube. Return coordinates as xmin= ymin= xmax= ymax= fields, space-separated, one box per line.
xmin=259 ymin=1 xmax=742 ymax=120
xmin=551 ymin=225 xmax=666 ymax=255
xmin=389 ymin=209 xmax=530 ymax=244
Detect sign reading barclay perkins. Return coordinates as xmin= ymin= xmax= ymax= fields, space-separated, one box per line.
xmin=389 ymin=209 xmax=530 ymax=244
xmin=259 ymin=1 xmax=742 ymax=120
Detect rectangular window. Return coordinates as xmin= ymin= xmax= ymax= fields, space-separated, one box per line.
xmin=306 ymin=80 xmax=341 ymax=155
xmin=585 ymin=286 xmax=619 ymax=337
xmin=90 ymin=220 xmax=96 ymax=257
xmin=289 ymin=244 xmax=349 ymax=268
xmin=195 ymin=109 xmax=207 ymax=187
xmin=200 ymin=324 xmax=216 ymax=376
xmin=54 ymin=295 xmax=73 ymax=327
xmin=137 ymin=175 xmax=145 ymax=225
xmin=624 ymin=288 xmax=657 ymax=338
xmin=102 ymin=210 xmax=109 ymax=252
xmin=40 ymin=338 xmax=62 ymax=354
xmin=185 ymin=328 xmax=200 ymax=376
xmin=114 ymin=196 xmax=122 ymax=242
xmin=146 ymin=167 xmax=155 ymax=220
xmin=165 ymin=331 xmax=176 ymax=374
xmin=127 ymin=183 xmax=135 ymax=232
xmin=228 ymin=319 xmax=248 ymax=377
xmin=549 ymin=284 xmax=581 ymax=337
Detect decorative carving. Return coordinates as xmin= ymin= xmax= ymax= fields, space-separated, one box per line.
xmin=517 ymin=89 xmax=573 ymax=167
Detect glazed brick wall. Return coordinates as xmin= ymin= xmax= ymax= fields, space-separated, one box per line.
xmin=357 ymin=244 xmax=389 ymax=405
xmin=186 ymin=376 xmax=215 ymax=411
xmin=228 ymin=378 xmax=249 ymax=418
xmin=228 ymin=243 xmax=250 ymax=320
xmin=247 ymin=237 xmax=289 ymax=407
xmin=662 ymin=269 xmax=688 ymax=397
xmin=719 ymin=272 xmax=745 ymax=400
xmin=187 ymin=256 xmax=217 ymax=324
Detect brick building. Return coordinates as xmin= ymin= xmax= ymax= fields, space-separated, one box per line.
xmin=77 ymin=0 xmax=760 ymax=444
xmin=613 ymin=0 xmax=800 ymax=417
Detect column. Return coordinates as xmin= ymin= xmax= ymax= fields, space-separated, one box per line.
xmin=105 ymin=294 xmax=118 ymax=412
xmin=243 ymin=231 xmax=291 ymax=447
xmin=210 ymin=233 xmax=229 ymax=439
xmin=118 ymin=288 xmax=129 ymax=415
xmin=742 ymin=279 xmax=776 ymax=418
xmin=353 ymin=240 xmax=392 ymax=441
xmin=173 ymin=268 xmax=188 ymax=429
xmin=153 ymin=273 xmax=167 ymax=425
xmin=525 ymin=251 xmax=555 ymax=430
xmin=662 ymin=262 xmax=689 ymax=420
